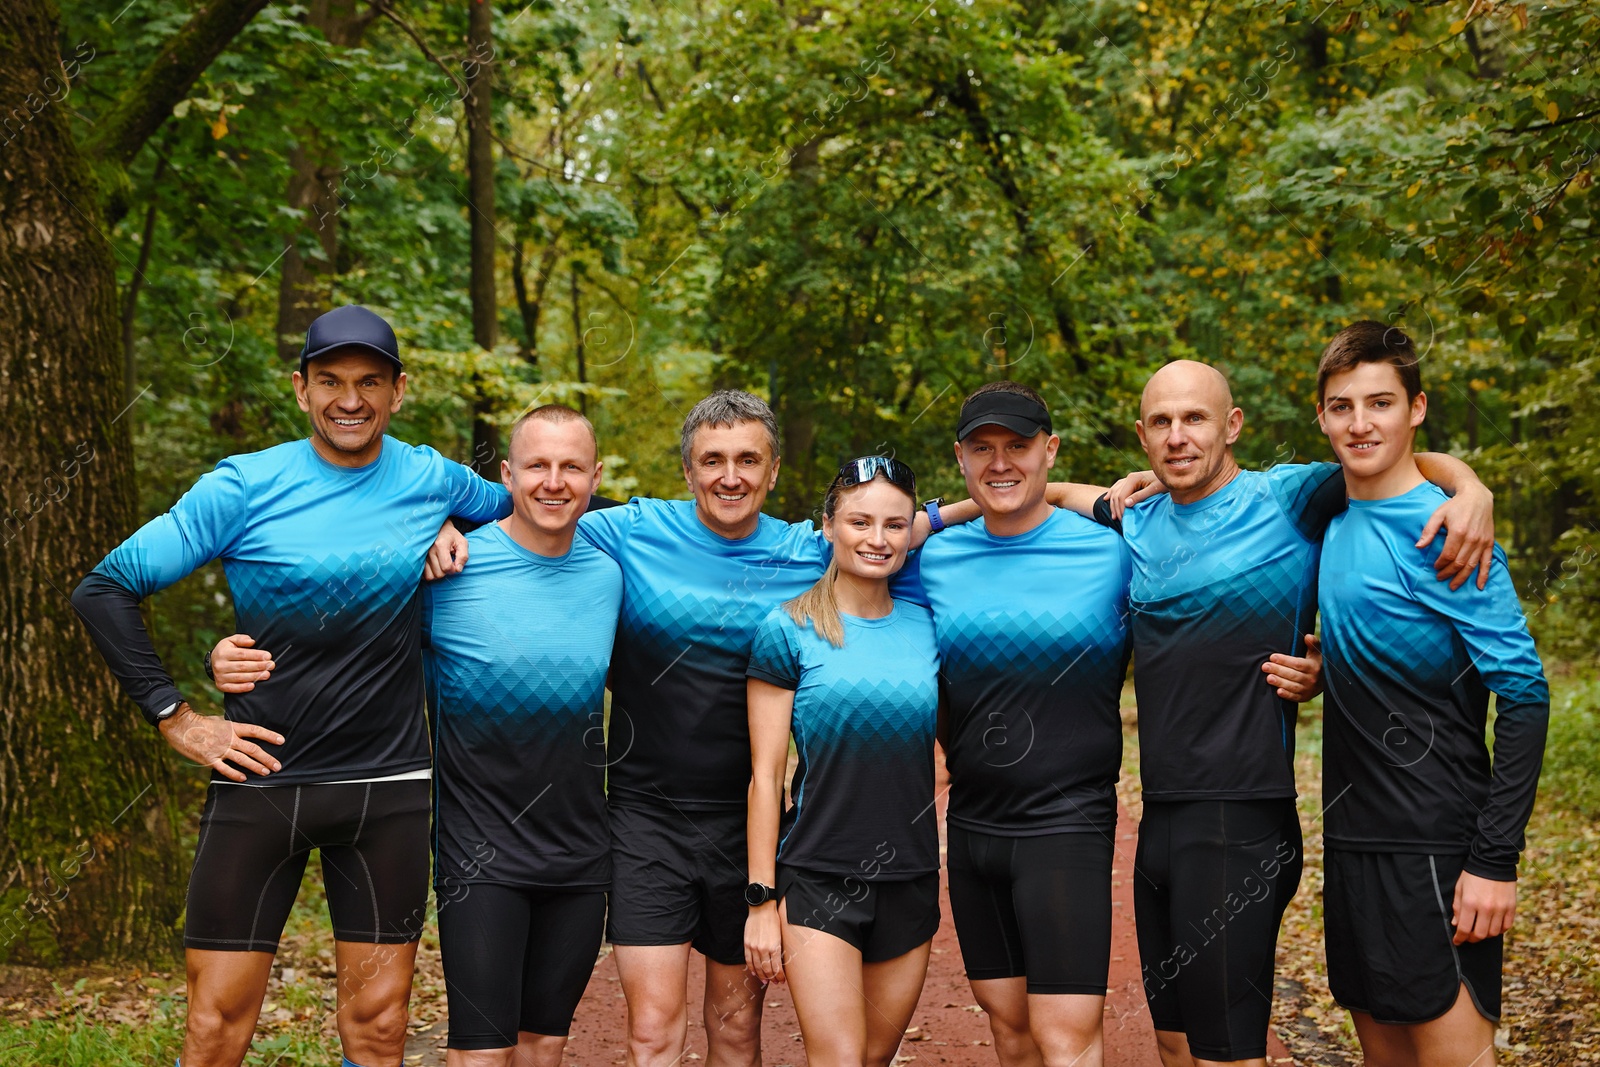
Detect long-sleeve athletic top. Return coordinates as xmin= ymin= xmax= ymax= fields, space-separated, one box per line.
xmin=747 ymin=601 xmax=941 ymax=878
xmin=71 ymin=436 xmax=510 ymax=785
xmin=423 ymin=522 xmax=622 ymax=889
xmin=1319 ymin=481 xmax=1548 ymax=880
xmin=919 ymin=508 xmax=1133 ymax=836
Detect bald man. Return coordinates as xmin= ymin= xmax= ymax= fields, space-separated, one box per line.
xmin=1075 ymin=360 xmax=1496 ymax=1067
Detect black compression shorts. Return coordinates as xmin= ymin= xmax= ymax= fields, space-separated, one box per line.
xmin=184 ymin=779 xmax=430 ymax=953
xmin=605 ymin=803 xmax=748 ymax=967
xmin=777 ymin=867 xmax=939 ymax=964
xmin=437 ymin=884 xmax=606 ymax=1047
xmin=1323 ymin=849 xmax=1502 ymax=1025
xmin=946 ymin=827 xmax=1112 ymax=995
xmin=1133 ymin=799 xmax=1302 ymax=1062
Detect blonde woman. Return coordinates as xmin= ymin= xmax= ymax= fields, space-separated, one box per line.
xmin=744 ymin=456 xmax=941 ymax=1067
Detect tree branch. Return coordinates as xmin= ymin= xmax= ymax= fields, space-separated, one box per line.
xmin=84 ymin=0 xmax=272 ymax=168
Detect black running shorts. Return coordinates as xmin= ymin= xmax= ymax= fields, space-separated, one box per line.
xmin=184 ymin=779 xmax=430 ymax=952
xmin=437 ymin=884 xmax=606 ymax=1047
xmin=1133 ymin=798 xmax=1302 ymax=1062
xmin=1323 ymin=848 xmax=1502 ymax=1025
xmin=946 ymin=826 xmax=1113 ymax=995
xmin=777 ymin=866 xmax=940 ymax=964
xmin=605 ymin=803 xmax=748 ymax=967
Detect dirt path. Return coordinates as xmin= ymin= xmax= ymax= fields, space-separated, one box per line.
xmin=556 ymin=803 xmax=1162 ymax=1067
xmin=409 ymin=777 xmax=1294 ymax=1065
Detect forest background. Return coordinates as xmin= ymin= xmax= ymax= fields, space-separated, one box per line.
xmin=1 ymin=0 xmax=1597 ymax=1062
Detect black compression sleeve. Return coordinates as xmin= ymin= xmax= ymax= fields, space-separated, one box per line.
xmin=1090 ymin=495 xmax=1124 ymax=533
xmin=71 ymin=572 xmax=184 ymax=727
xmin=1465 ymin=694 xmax=1550 ymax=881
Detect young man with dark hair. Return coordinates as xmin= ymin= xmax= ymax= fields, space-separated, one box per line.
xmin=918 ymin=380 xmax=1134 ymax=1067
xmin=1078 ymin=359 xmax=1496 ymax=1067
xmin=1315 ymin=323 xmax=1547 ymax=1067
xmin=422 ymin=404 xmax=622 ymax=1067
xmin=71 ymin=306 xmax=512 ymax=1067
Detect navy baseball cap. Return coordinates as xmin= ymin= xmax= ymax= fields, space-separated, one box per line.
xmin=956 ymin=389 xmax=1053 ymax=440
xmin=299 ymin=305 xmax=403 ymax=374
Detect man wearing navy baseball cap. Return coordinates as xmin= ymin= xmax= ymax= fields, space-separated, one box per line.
xmin=73 ymin=305 xmax=512 ymax=1067
xmin=917 ymin=381 xmax=1138 ymax=1067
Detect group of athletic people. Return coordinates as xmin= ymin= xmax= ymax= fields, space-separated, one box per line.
xmin=72 ymin=304 xmax=1547 ymax=1067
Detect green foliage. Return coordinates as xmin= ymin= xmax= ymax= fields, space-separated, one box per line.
xmin=52 ymin=0 xmax=1599 ymax=652
xmin=1538 ymin=676 xmax=1600 ymax=823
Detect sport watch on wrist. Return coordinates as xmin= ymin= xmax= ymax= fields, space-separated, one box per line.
xmin=744 ymin=882 xmax=777 ymax=907
xmin=203 ymin=649 xmax=216 ymax=681
xmin=923 ymin=497 xmax=946 ymax=533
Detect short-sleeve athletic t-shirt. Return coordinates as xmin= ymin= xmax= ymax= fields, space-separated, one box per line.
xmin=746 ymin=601 xmax=940 ymax=878
xmin=423 ymin=523 xmax=622 ymax=889
xmin=577 ymin=497 xmax=926 ymax=810
xmin=1319 ymin=482 xmax=1548 ymax=880
xmin=1092 ymin=463 xmax=1346 ymax=801
xmin=89 ymin=436 xmax=511 ymax=783
xmin=918 ymin=508 xmax=1133 ymax=836
xmin=578 ymin=498 xmax=820 ymax=810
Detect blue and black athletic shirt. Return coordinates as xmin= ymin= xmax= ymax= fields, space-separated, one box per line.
xmin=1092 ymin=463 xmax=1347 ymax=802
xmin=576 ymin=497 xmax=924 ymax=812
xmin=919 ymin=509 xmax=1133 ymax=836
xmin=71 ymin=437 xmax=510 ymax=784
xmin=423 ymin=522 xmax=622 ymax=889
xmin=1319 ymin=482 xmax=1548 ymax=880
xmin=746 ymin=602 xmax=941 ymax=878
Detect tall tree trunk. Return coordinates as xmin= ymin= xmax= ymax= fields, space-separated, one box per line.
xmin=0 ymin=0 xmax=244 ymax=963
xmin=121 ymin=154 xmax=166 ymax=406
xmin=273 ymin=1 xmax=376 ymax=360
xmin=510 ymin=236 xmax=561 ymax=364
xmin=570 ymin=267 xmax=586 ymax=414
xmin=465 ymin=0 xmax=500 ymax=471
xmin=948 ymin=71 xmax=1088 ymax=376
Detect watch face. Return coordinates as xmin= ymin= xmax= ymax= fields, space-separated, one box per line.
xmin=743 ymin=883 xmax=768 ymax=906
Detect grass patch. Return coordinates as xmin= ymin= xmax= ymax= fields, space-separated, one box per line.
xmin=1534 ymin=674 xmax=1600 ymax=823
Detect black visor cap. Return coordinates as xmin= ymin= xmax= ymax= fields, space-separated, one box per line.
xmin=956 ymin=390 xmax=1053 ymax=441
xmin=299 ymin=305 xmax=403 ymax=374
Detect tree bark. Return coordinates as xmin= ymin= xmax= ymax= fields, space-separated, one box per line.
xmin=1 ymin=0 xmax=267 ymax=962
xmin=0 ymin=0 xmax=203 ymax=963
xmin=465 ymin=0 xmax=501 ymax=472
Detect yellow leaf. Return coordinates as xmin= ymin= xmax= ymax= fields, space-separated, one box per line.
xmin=1532 ymin=215 xmax=1544 ymax=230
xmin=211 ymin=115 xmax=228 ymax=140
xmin=1546 ymin=101 xmax=1559 ymax=122
xmin=1406 ymin=181 xmax=1423 ymax=198
xmin=1448 ymin=19 xmax=1466 ymax=34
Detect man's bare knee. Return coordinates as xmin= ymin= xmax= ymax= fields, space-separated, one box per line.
xmin=342 ymin=996 xmax=410 ymax=1052
xmin=627 ymin=998 xmax=688 ymax=1058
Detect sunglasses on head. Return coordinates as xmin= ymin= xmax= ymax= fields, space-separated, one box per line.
xmin=835 ymin=455 xmax=917 ymax=497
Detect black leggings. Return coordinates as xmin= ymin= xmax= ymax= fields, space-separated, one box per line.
xmin=1134 ymin=799 xmax=1303 ymax=1062
xmin=947 ymin=827 xmax=1113 ymax=995
xmin=437 ymin=884 xmax=607 ymax=1048
xmin=184 ymin=780 xmax=430 ymax=952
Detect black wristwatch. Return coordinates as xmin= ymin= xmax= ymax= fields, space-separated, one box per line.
xmin=203 ymin=648 xmax=216 ymax=681
xmin=744 ymin=882 xmax=777 ymax=907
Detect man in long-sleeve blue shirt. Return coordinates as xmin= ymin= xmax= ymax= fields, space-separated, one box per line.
xmin=1314 ymin=321 xmax=1548 ymax=1067
xmin=72 ymin=306 xmax=510 ymax=1067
